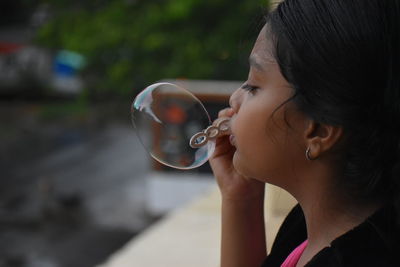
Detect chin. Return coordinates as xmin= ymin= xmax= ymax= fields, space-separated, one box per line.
xmin=232 ymin=153 xmax=242 ymax=172
xmin=233 ymin=153 xmax=273 ymax=183
xmin=232 ymin=153 xmax=252 ymax=178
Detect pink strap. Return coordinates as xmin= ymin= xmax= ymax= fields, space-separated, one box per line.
xmin=281 ymin=240 xmax=308 ymax=267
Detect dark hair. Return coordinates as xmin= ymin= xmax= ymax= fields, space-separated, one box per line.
xmin=268 ymin=0 xmax=400 ymax=206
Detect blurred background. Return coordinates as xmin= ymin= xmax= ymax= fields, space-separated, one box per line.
xmin=0 ymin=0 xmax=269 ymax=266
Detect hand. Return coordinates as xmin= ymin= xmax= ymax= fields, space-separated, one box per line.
xmin=209 ymin=108 xmax=265 ymax=201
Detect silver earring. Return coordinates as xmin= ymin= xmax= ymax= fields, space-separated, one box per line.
xmin=306 ymin=147 xmax=313 ymax=161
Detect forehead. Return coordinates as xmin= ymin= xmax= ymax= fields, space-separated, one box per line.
xmin=250 ymin=25 xmax=276 ymax=67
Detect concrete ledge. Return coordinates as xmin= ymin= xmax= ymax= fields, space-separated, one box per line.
xmin=98 ymin=184 xmax=296 ymax=267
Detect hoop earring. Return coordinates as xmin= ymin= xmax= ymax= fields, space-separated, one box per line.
xmin=306 ymin=147 xmax=313 ymax=161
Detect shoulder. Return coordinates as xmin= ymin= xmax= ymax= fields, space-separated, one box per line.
xmin=308 ymin=203 xmax=400 ymax=266
xmin=262 ymin=203 xmax=400 ymax=267
xmin=307 ymin=203 xmax=400 ymax=267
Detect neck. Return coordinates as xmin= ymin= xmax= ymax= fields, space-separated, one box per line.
xmin=295 ymin=182 xmax=381 ymax=262
xmin=285 ymin=162 xmax=381 ymax=249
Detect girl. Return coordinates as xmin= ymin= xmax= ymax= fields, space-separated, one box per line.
xmin=210 ymin=0 xmax=400 ymax=266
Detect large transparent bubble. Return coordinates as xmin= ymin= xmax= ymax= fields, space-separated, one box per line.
xmin=131 ymin=82 xmax=228 ymax=170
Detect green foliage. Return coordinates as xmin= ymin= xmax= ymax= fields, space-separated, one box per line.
xmin=39 ymin=99 xmax=88 ymax=121
xmin=36 ymin=0 xmax=269 ymax=99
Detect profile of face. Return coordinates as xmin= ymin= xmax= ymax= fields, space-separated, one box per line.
xmin=229 ymin=25 xmax=309 ymax=188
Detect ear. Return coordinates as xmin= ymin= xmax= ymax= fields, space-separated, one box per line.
xmin=304 ymin=120 xmax=343 ymax=160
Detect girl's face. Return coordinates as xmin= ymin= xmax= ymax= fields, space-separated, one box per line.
xmin=229 ymin=26 xmax=308 ymax=186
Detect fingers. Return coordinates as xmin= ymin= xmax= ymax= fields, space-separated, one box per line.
xmin=212 ymin=108 xmax=233 ymax=138
xmin=218 ymin=107 xmax=234 ymax=118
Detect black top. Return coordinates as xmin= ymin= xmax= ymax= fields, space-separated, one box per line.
xmin=261 ymin=204 xmax=400 ymax=266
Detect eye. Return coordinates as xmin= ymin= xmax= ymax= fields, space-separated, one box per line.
xmin=241 ymin=83 xmax=259 ymax=94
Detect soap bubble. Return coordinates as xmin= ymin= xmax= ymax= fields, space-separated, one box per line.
xmin=131 ymin=82 xmax=216 ymax=170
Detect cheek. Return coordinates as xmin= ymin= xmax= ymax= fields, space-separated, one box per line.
xmin=231 ymin=106 xmax=298 ymax=181
xmin=232 ymin=114 xmax=276 ymax=178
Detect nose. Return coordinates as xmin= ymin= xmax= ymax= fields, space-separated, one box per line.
xmin=229 ymin=87 xmax=244 ymax=113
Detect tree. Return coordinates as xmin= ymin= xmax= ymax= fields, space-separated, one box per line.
xmin=36 ymin=0 xmax=269 ymax=99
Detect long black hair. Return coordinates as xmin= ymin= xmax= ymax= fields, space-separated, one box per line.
xmin=268 ymin=0 xmax=400 ymax=206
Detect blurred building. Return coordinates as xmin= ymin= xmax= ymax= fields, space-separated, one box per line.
xmin=0 ymin=3 xmax=84 ymax=97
